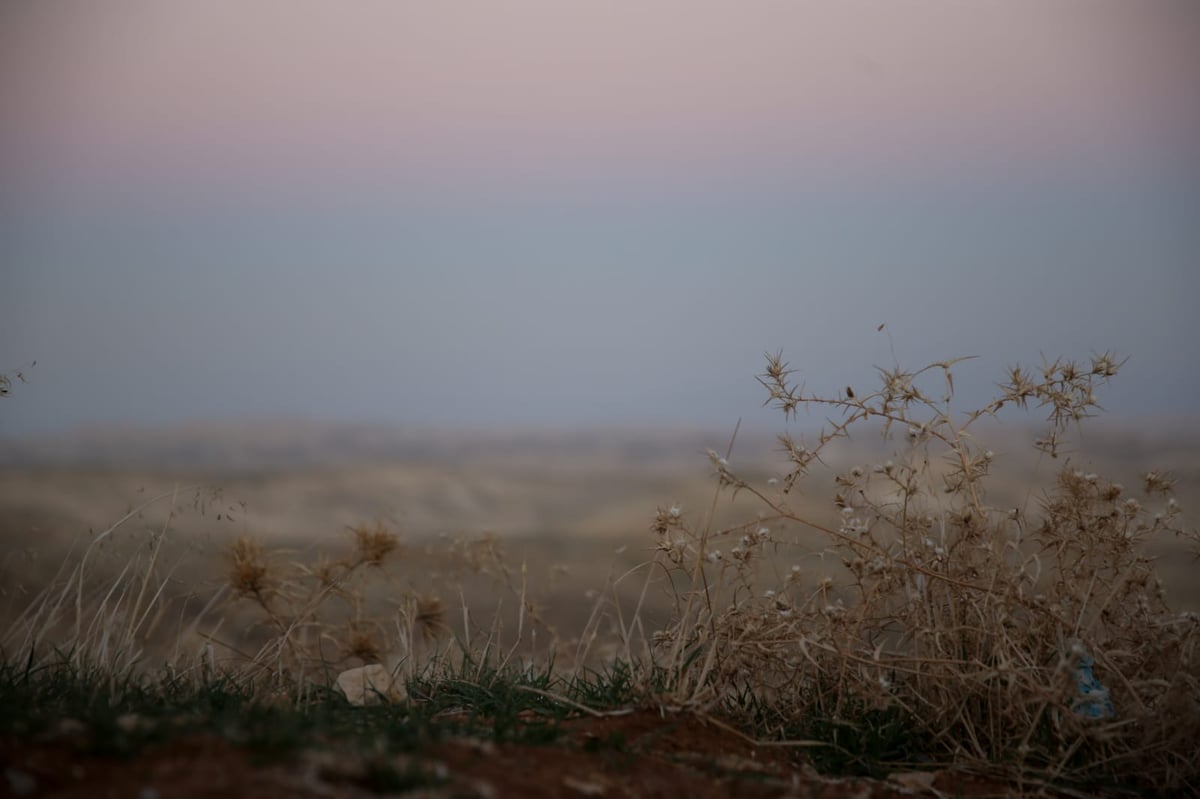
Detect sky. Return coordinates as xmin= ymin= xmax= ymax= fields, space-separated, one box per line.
xmin=2 ymin=1 xmax=1199 ymax=437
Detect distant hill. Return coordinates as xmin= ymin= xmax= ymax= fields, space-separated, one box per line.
xmin=1 ymin=415 xmax=1195 ymax=473
xmin=0 ymin=419 xmax=784 ymax=471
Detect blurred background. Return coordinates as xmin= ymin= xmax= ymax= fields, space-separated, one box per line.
xmin=2 ymin=2 xmax=1199 ymax=633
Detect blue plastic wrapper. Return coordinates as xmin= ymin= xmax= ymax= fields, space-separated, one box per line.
xmin=1067 ymin=639 xmax=1115 ymax=720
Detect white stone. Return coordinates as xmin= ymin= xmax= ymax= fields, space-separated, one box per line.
xmin=335 ymin=664 xmax=405 ymax=705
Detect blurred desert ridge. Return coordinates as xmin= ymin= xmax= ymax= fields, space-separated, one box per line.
xmin=2 ymin=416 xmax=1197 ymax=657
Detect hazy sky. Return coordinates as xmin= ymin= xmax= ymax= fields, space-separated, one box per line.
xmin=2 ymin=1 xmax=1199 ymax=436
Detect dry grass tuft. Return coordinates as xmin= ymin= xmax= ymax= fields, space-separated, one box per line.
xmin=0 ymin=484 xmax=222 ymax=678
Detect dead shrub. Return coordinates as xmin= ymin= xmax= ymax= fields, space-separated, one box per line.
xmin=645 ymin=350 xmax=1198 ymax=791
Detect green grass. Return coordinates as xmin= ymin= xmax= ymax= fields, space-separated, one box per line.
xmin=0 ymin=650 xmax=646 ymax=763
xmin=0 ymin=608 xmax=1187 ymax=797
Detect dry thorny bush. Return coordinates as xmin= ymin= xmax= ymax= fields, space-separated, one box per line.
xmin=642 ymin=351 xmax=1198 ymax=791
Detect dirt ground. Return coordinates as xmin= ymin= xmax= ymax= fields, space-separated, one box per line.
xmin=2 ymin=710 xmax=1045 ymax=799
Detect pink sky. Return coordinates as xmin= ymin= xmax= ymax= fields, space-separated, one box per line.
xmin=3 ymin=2 xmax=1200 ymax=435
xmin=4 ymin=0 xmax=1198 ymax=198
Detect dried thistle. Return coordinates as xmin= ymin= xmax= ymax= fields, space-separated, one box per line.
xmin=229 ymin=536 xmax=272 ymax=601
xmin=413 ymin=595 xmax=448 ymax=642
xmin=311 ymin=554 xmax=347 ymax=587
xmin=351 ymin=522 xmax=399 ymax=566
xmin=345 ymin=625 xmax=383 ymax=663
xmin=393 ymin=594 xmax=450 ymax=656
xmin=651 ymin=504 xmax=684 ymax=536
xmin=1144 ymin=470 xmax=1176 ymax=496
